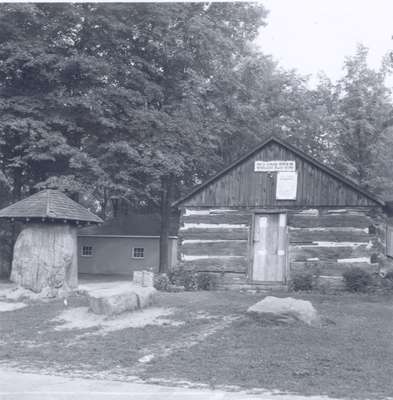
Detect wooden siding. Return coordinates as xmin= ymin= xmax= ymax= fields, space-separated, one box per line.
xmin=78 ymin=236 xmax=178 ymax=275
xmin=182 ymin=142 xmax=378 ymax=207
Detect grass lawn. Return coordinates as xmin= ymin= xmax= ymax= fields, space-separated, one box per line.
xmin=1 ymin=289 xmax=393 ymax=399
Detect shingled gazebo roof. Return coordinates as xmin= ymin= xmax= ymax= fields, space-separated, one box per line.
xmin=0 ymin=189 xmax=103 ymax=225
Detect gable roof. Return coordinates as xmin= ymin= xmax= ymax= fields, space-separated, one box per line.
xmin=0 ymin=189 xmax=103 ymax=224
xmin=173 ymin=136 xmax=384 ymax=207
xmin=78 ymin=212 xmax=179 ymax=237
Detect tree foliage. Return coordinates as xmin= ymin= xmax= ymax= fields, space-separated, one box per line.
xmin=0 ymin=3 xmax=268 ymax=207
xmin=333 ymin=45 xmax=393 ymax=192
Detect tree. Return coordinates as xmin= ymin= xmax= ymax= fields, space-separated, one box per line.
xmin=333 ymin=44 xmax=393 ymax=192
xmin=206 ymin=50 xmax=338 ymax=167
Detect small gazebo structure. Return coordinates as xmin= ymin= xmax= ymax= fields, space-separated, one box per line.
xmin=0 ymin=189 xmax=102 ymax=294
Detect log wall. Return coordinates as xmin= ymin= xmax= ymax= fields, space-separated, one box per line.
xmin=287 ymin=207 xmax=387 ymax=290
xmin=178 ymin=208 xmax=251 ymax=287
xmin=177 ymin=206 xmax=392 ymax=290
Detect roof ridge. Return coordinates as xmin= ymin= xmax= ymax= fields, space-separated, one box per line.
xmin=46 ymin=189 xmax=57 ymax=218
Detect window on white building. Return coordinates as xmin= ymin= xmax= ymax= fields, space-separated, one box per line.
xmin=132 ymin=247 xmax=145 ymax=259
xmin=82 ymin=245 xmax=93 ymax=257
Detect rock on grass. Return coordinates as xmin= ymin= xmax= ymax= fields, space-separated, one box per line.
xmin=247 ymin=296 xmax=321 ymax=327
xmin=87 ymin=285 xmax=156 ymax=316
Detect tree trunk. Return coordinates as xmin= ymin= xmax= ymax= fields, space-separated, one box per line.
xmin=100 ymin=188 xmax=109 ymax=219
xmin=9 ymin=170 xmax=23 ymax=276
xmin=159 ymin=175 xmax=174 ymax=273
xmin=12 ymin=169 xmax=22 ymax=202
xmin=11 ymin=224 xmax=78 ymax=293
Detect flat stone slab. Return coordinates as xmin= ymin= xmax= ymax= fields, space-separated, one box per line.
xmin=0 ymin=283 xmax=69 ymax=301
xmin=84 ymin=282 xmax=156 ymax=316
xmin=247 ymin=296 xmax=321 ymax=326
xmin=0 ymin=301 xmax=27 ymax=312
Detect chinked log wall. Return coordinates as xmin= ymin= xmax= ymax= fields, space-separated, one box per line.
xmin=287 ymin=207 xmax=386 ymax=290
xmin=179 ymin=208 xmax=251 ymax=287
xmin=178 ymin=206 xmax=389 ymax=289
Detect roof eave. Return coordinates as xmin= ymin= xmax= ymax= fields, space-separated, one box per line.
xmin=0 ymin=215 xmax=102 ymax=224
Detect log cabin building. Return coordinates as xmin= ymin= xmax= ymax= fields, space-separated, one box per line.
xmin=173 ymin=136 xmax=393 ymax=290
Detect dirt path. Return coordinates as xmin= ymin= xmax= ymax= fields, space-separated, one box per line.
xmin=0 ymin=368 xmax=346 ymax=400
xmin=136 ymin=315 xmax=239 ymax=367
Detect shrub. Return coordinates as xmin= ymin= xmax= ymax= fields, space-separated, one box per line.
xmin=168 ymin=269 xmax=218 ymax=291
xmin=154 ymin=273 xmax=171 ymax=291
xmin=383 ymin=270 xmax=393 ymax=281
xmin=290 ymin=272 xmax=313 ymax=291
xmin=168 ymin=269 xmax=198 ymax=291
xmin=376 ymin=271 xmax=393 ymax=291
xmin=342 ymin=267 xmax=372 ymax=292
xmin=183 ymin=272 xmax=199 ymax=291
xmin=167 ymin=269 xmax=184 ymax=286
xmin=196 ymin=273 xmax=218 ymax=290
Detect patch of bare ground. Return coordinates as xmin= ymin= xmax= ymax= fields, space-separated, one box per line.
xmin=1 ymin=290 xmax=393 ymax=399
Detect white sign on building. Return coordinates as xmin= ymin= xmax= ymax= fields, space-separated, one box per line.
xmin=254 ymin=160 xmax=295 ymax=172
xmin=276 ymin=171 xmax=298 ymax=200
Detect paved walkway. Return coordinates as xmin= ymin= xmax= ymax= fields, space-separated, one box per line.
xmin=0 ymin=368 xmax=340 ymax=400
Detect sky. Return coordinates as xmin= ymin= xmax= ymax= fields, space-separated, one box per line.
xmin=255 ymin=0 xmax=393 ymax=87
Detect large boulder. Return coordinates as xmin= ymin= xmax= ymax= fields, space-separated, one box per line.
xmin=10 ymin=224 xmax=78 ymax=294
xmin=247 ymin=296 xmax=321 ymax=326
xmin=86 ymin=283 xmax=156 ymax=316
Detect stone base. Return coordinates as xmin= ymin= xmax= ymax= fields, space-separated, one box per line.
xmin=10 ymin=224 xmax=78 ymax=294
xmin=87 ymin=284 xmax=156 ymax=316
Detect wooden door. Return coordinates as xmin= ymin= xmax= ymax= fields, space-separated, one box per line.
xmin=252 ymin=214 xmax=287 ymax=282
